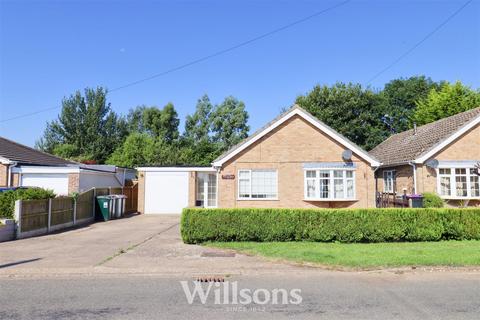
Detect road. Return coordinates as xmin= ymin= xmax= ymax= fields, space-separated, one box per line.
xmin=1 ymin=273 xmax=479 ymax=320
xmin=1 ymin=215 xmax=479 ymax=319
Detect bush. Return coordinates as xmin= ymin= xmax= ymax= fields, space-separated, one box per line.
xmin=180 ymin=208 xmax=480 ymax=244
xmin=0 ymin=188 xmax=56 ymax=219
xmin=422 ymin=192 xmax=444 ymax=208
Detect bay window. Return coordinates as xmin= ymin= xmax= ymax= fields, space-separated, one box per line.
xmin=438 ymin=167 xmax=480 ymax=198
xmin=304 ymin=169 xmax=355 ymax=200
xmin=238 ymin=169 xmax=278 ymax=199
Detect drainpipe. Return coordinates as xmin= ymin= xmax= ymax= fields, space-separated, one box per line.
xmin=372 ymin=166 xmax=380 ymax=207
xmin=408 ymin=161 xmax=417 ymax=194
xmin=7 ymin=161 xmax=17 ymax=187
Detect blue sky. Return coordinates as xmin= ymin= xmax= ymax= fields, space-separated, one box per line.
xmin=0 ymin=0 xmax=479 ymax=147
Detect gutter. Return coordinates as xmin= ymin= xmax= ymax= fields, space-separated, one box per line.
xmin=408 ymin=161 xmax=417 ymax=194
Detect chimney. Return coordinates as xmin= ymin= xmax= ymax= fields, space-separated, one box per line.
xmin=413 ymin=122 xmax=417 ymax=135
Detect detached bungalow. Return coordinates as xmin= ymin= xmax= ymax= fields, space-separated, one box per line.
xmin=0 ymin=136 xmax=134 ymax=195
xmin=137 ymin=105 xmax=381 ymax=214
xmin=370 ymin=107 xmax=480 ymax=207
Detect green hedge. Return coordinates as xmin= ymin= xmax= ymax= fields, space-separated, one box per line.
xmin=0 ymin=188 xmax=56 ymax=219
xmin=181 ymin=208 xmax=480 ymax=244
xmin=422 ymin=192 xmax=444 ymax=208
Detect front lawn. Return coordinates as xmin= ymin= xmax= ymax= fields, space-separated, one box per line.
xmin=207 ymin=240 xmax=480 ymax=269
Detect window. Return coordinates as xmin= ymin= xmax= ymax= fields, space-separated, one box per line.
xmin=196 ymin=173 xmax=217 ymax=207
xmin=383 ymin=170 xmax=395 ymax=193
xmin=470 ymin=168 xmax=480 ymax=197
xmin=238 ymin=170 xmax=278 ymax=199
xmin=304 ymin=169 xmax=355 ymax=200
xmin=438 ymin=167 xmax=480 ymax=198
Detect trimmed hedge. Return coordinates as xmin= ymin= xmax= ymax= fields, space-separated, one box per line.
xmin=181 ymin=208 xmax=480 ymax=244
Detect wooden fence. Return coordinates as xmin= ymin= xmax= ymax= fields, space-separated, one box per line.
xmin=376 ymin=192 xmax=409 ymax=208
xmin=123 ymin=183 xmax=138 ymax=213
xmin=13 ymin=185 xmax=138 ymax=239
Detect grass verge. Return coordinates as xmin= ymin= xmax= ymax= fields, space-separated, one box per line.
xmin=207 ymin=240 xmax=480 ymax=269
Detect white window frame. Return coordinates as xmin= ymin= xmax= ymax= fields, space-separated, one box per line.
xmin=436 ymin=166 xmax=480 ymax=199
xmin=383 ymin=170 xmax=395 ymax=193
xmin=237 ymin=169 xmax=278 ymax=200
xmin=196 ymin=172 xmax=218 ymax=208
xmin=304 ymin=168 xmax=356 ymax=201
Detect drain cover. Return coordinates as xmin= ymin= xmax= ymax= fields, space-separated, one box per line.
xmin=201 ymin=251 xmax=236 ymax=257
xmin=195 ymin=276 xmax=225 ymax=282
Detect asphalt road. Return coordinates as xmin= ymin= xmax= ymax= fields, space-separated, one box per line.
xmin=1 ymin=272 xmax=479 ymax=320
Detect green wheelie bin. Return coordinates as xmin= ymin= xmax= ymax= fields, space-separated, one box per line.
xmin=96 ymin=196 xmax=113 ymax=221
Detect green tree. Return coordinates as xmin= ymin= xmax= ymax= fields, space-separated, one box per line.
xmin=210 ymin=96 xmax=249 ymax=151
xmin=106 ymin=132 xmax=156 ymax=168
xmin=295 ymin=83 xmax=386 ymax=150
xmin=184 ymin=95 xmax=213 ymax=143
xmin=413 ymin=81 xmax=480 ymax=125
xmin=143 ymin=103 xmax=180 ymax=143
xmin=36 ymin=87 xmax=127 ymax=163
xmin=380 ymin=76 xmax=442 ymax=133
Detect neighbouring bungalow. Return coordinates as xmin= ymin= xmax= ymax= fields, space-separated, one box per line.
xmin=137 ymin=105 xmax=381 ymax=214
xmin=0 ymin=136 xmax=135 ymax=195
xmin=370 ymin=107 xmax=480 ymax=207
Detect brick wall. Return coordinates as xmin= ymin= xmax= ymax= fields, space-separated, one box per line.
xmin=188 ymin=171 xmax=196 ymax=207
xmin=67 ymin=173 xmax=80 ymax=194
xmin=376 ymin=165 xmax=415 ymax=194
xmin=0 ymin=164 xmax=8 ymax=187
xmin=137 ymin=171 xmax=145 ymax=214
xmin=217 ymin=115 xmax=376 ymax=208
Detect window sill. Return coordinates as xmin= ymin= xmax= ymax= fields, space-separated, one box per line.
xmin=303 ymin=198 xmax=359 ymax=202
xmin=237 ymin=198 xmax=279 ymax=201
xmin=440 ymin=197 xmax=480 ymax=200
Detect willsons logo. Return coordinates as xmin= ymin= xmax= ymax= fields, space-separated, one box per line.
xmin=180 ymin=281 xmax=302 ymax=305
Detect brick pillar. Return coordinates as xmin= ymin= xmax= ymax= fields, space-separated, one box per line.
xmin=68 ymin=173 xmax=80 ymax=194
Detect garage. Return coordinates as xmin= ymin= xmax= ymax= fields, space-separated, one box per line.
xmin=21 ymin=173 xmax=69 ymax=195
xmin=144 ymin=171 xmax=189 ymax=214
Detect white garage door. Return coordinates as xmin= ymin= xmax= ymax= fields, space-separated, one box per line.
xmin=21 ymin=173 xmax=69 ymax=195
xmin=144 ymin=171 xmax=189 ymax=214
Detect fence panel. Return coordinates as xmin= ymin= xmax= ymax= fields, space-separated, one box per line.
xmin=95 ymin=188 xmax=110 ymax=196
xmin=123 ymin=184 xmax=138 ymax=213
xmin=110 ymin=187 xmax=123 ymax=195
xmin=21 ymin=199 xmax=49 ymax=232
xmin=51 ymin=197 xmax=74 ymax=226
xmin=76 ymin=189 xmax=94 ymax=220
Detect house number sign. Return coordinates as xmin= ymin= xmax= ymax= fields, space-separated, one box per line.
xmin=222 ymin=174 xmax=235 ymax=180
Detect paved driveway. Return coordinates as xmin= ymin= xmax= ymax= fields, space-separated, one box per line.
xmin=0 ymin=214 xmax=298 ymax=277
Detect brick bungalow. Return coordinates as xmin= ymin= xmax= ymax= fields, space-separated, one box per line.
xmin=370 ymin=107 xmax=480 ymax=207
xmin=137 ymin=105 xmax=381 ymax=214
xmin=0 ymin=136 xmax=133 ymax=195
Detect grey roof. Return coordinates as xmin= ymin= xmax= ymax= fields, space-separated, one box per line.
xmin=0 ymin=136 xmax=76 ymax=166
xmin=213 ymin=104 xmax=379 ymax=165
xmin=370 ymin=107 xmax=480 ymax=166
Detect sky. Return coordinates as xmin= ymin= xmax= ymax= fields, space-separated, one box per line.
xmin=0 ymin=0 xmax=479 ymax=147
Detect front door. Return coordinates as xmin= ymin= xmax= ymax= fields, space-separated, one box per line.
xmin=196 ymin=173 xmax=217 ymax=208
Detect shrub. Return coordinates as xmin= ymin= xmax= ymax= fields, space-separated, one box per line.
xmin=180 ymin=208 xmax=480 ymax=244
xmin=422 ymin=192 xmax=444 ymax=208
xmin=0 ymin=188 xmax=55 ymax=219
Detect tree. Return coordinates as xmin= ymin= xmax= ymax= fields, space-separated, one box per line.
xmin=143 ymin=103 xmax=180 ymax=143
xmin=380 ymin=76 xmax=442 ymax=133
xmin=413 ymin=81 xmax=480 ymax=125
xmin=295 ymin=83 xmax=387 ymax=150
xmin=210 ymin=96 xmax=249 ymax=151
xmin=36 ymin=87 xmax=127 ymax=163
xmin=106 ymin=132 xmax=156 ymax=168
xmin=184 ymin=95 xmax=213 ymax=143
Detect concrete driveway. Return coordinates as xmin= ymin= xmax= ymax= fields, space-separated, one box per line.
xmin=0 ymin=214 xmax=298 ymax=277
